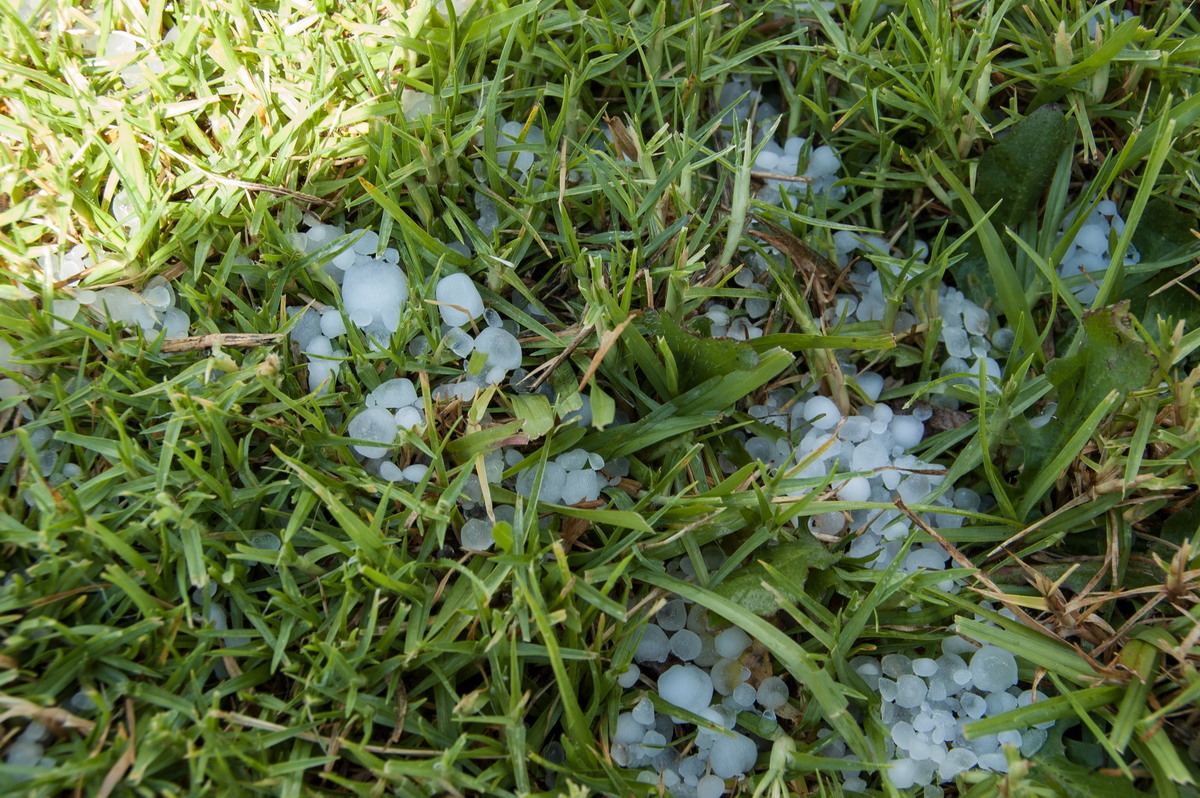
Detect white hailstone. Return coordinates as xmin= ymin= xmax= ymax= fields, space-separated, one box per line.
xmin=985 ymin=690 xmax=1018 ymax=716
xmin=889 ymin=415 xmax=924 ymax=450
xmin=960 ymin=692 xmax=987 ymax=719
xmin=368 ymin=378 xmax=418 ymax=409
xmin=67 ymin=691 xmax=97 ymax=713
xmin=394 ymin=406 xmax=424 ymax=431
xmin=656 ymin=599 xmax=687 ymax=631
xmin=632 ymin=696 xmax=656 ymax=725
xmin=807 ymin=144 xmax=840 ymax=177
xmin=347 ymin=407 xmax=398 ymax=459
xmin=559 ymin=469 xmax=600 ymax=505
xmin=615 ymin=712 xmax=647 ymax=744
xmin=378 ymin=462 xmax=406 ymax=482
xmin=804 ymin=395 xmax=841 ymax=429
xmin=351 ymin=229 xmax=379 ymax=255
xmin=904 ymin=548 xmax=948 ymax=572
xmin=319 ymin=308 xmax=347 ymax=338
xmin=856 ymin=371 xmax=884 ymax=401
xmin=473 ymin=327 xmax=522 ymax=381
xmin=895 ymin=675 xmax=928 ymax=708
xmin=435 ymin=273 xmax=485 ymax=326
xmin=887 ymin=758 xmax=918 ymax=789
xmin=160 ymin=307 xmax=190 ymax=339
xmin=460 ymin=518 xmax=495 ymax=550
xmin=710 ymin=658 xmax=751 ymax=696
xmin=341 ymin=260 xmax=409 ymax=334
xmin=251 ymin=532 xmax=281 ymax=550
xmin=658 ymin=664 xmax=714 ymax=716
xmin=696 ymin=773 xmax=726 ymax=798
xmin=731 ymin=682 xmax=758 ymax=708
xmin=840 ymin=415 xmax=872 ymax=442
xmin=670 ymin=629 xmax=702 ymax=661
xmin=714 ymin=627 xmax=751 ymax=659
xmin=617 ymin=664 xmax=641 ymax=689
xmin=851 ymin=439 xmax=889 ymax=472
xmin=882 ymin=654 xmax=912 ymax=678
xmin=401 ymin=89 xmax=434 ymax=120
xmin=1021 ymin=727 xmax=1049 ymax=755
xmin=977 ymin=751 xmax=1009 ymax=773
xmin=756 ymin=676 xmax=789 ymax=710
xmin=634 ymin=623 xmax=670 ymax=663
xmin=912 ymin=658 xmax=939 ymax=678
xmin=969 ymin=645 xmax=1018 ymax=693
xmin=444 ymin=326 xmax=475 ymax=357
xmin=709 ymin=731 xmax=757 ymax=779
xmin=837 ymin=476 xmax=871 ymax=503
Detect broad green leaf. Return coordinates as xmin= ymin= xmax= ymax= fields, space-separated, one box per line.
xmin=510 ymin=393 xmax=554 ymax=440
xmin=712 ymin=536 xmax=840 ymax=616
xmin=640 ymin=310 xmax=760 ymax=393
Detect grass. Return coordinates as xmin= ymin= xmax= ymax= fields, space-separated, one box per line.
xmin=1 ymin=0 xmax=1199 ymax=795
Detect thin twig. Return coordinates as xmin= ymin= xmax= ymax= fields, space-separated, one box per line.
xmin=155 ymin=333 xmax=283 ymax=353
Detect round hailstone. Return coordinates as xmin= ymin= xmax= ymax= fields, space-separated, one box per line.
xmin=670 ymin=629 xmax=702 ymax=661
xmin=856 ymin=371 xmax=884 ymax=401
xmin=378 ymin=462 xmax=406 ymax=482
xmin=370 ymin=378 xmax=418 ymax=409
xmin=756 ymin=676 xmax=789 ymax=710
xmin=895 ymin=674 xmax=928 ymax=708
xmin=559 ymin=469 xmax=600 ymax=505
xmin=632 ymin=696 xmax=655 ymax=725
xmin=656 ymin=599 xmax=687 ymax=632
xmin=658 ymin=664 xmax=714 ymax=716
xmin=696 ymin=773 xmax=726 ymax=798
xmin=342 ymin=260 xmax=409 ymax=334
xmin=460 ymin=518 xmax=495 ymax=550
xmin=474 ymin=327 xmax=522 ymax=377
xmin=912 ymin=658 xmax=939 ymax=678
xmin=731 ymin=682 xmax=758 ymax=708
xmin=616 ymin=664 xmax=640 ymax=689
xmin=634 ymin=623 xmax=670 ymax=663
xmin=804 ymin=395 xmax=841 ymax=430
xmin=714 ymin=627 xmax=751 ymax=659
xmin=889 ymin=415 xmax=925 ymax=449
xmin=614 ymin=712 xmax=646 ymax=744
xmin=851 ymin=439 xmax=889 ymax=471
xmin=710 ymin=657 xmax=750 ymax=696
xmin=402 ymin=464 xmax=428 ymax=482
xmin=837 ymin=476 xmax=871 ymax=503
xmin=709 ymin=731 xmax=757 ymax=778
xmin=394 ymin=407 xmax=424 ymax=431
xmin=969 ymin=645 xmax=1018 ymax=693
xmin=347 ymin=407 xmax=397 ymax=459
xmin=435 ymin=273 xmax=484 ymax=326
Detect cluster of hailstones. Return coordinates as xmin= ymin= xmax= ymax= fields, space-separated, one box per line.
xmin=1055 ymin=199 xmax=1139 ymax=304
xmin=844 ymin=627 xmax=1053 ymax=792
xmin=717 ymin=77 xmax=845 ymax=204
xmin=612 ymin=557 xmax=1052 ymax=796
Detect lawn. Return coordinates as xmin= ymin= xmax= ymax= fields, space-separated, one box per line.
xmin=1 ymin=0 xmax=1199 ymax=796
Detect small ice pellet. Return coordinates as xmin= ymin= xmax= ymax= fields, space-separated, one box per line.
xmin=969 ymin=645 xmax=1019 ymax=693
xmin=656 ymin=599 xmax=687 ymax=631
xmin=696 ymin=773 xmax=726 ymax=798
xmin=714 ymin=627 xmax=751 ymax=659
xmin=435 ymin=273 xmax=485 ymax=326
xmin=756 ymin=676 xmax=789 ymax=710
xmin=658 ymin=664 xmax=714 ymax=716
xmin=616 ymin=664 xmax=640 ymax=689
xmin=634 ymin=623 xmax=670 ymax=663
xmin=670 ymin=629 xmax=702 ymax=661
xmin=856 ymin=371 xmax=884 ymax=401
xmin=632 ymin=696 xmax=655 ymax=725
xmin=251 ymin=532 xmax=281 ymax=550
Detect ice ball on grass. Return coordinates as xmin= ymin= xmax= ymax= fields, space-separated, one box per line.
xmin=757 ymin=676 xmax=789 ymax=710
xmin=435 ymin=273 xmax=484 ymax=326
xmin=473 ymin=327 xmax=522 ymax=381
xmin=347 ymin=407 xmax=398 ymax=459
xmin=670 ymin=629 xmax=702 ymax=661
xmin=709 ymin=731 xmax=757 ymax=778
xmin=658 ymin=664 xmax=714 ymax=716
xmin=634 ymin=623 xmax=670 ymax=663
xmin=615 ymin=712 xmax=647 ymax=744
xmin=378 ymin=462 xmax=406 ymax=482
xmin=969 ymin=645 xmax=1018 ymax=693
xmin=710 ymin=657 xmax=750 ymax=696
xmin=342 ymin=260 xmax=408 ymax=334
xmin=714 ymin=627 xmax=751 ymax=659
xmin=617 ymin=664 xmax=640 ymax=689
xmin=696 ymin=773 xmax=726 ymax=798
xmin=460 ymin=518 xmax=495 ymax=550
xmin=804 ymin=395 xmax=841 ymax=429
xmin=656 ymin=598 xmax=687 ymax=631
xmin=369 ymin=378 xmax=418 ymax=409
